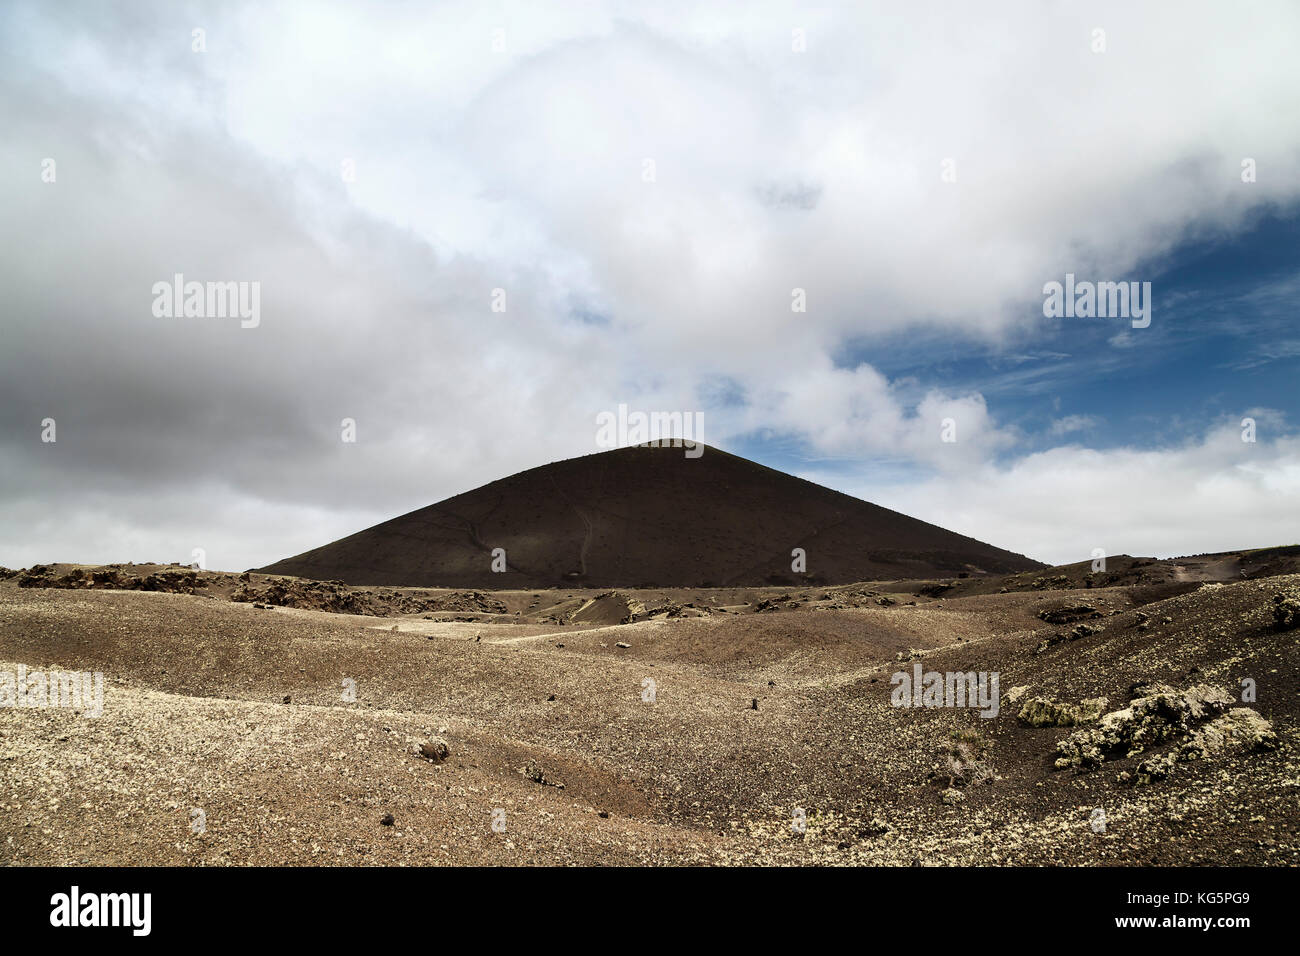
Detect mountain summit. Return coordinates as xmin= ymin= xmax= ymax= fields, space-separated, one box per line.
xmin=257 ymin=444 xmax=1044 ymax=587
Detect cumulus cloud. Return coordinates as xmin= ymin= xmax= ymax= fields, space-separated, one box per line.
xmin=2 ymin=0 xmax=1298 ymax=569
xmin=843 ymin=418 xmax=1300 ymax=565
xmin=733 ymin=360 xmax=1017 ymax=471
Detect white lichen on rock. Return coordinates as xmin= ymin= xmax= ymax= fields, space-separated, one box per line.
xmin=1017 ymin=696 xmax=1108 ymax=727
xmin=1053 ymin=683 xmax=1233 ymax=771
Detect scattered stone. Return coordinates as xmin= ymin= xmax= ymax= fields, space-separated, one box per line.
xmin=380 ymin=813 xmax=395 ymax=826
xmin=859 ymin=817 xmax=892 ymax=837
xmin=1028 ymin=574 xmax=1070 ymax=590
xmin=231 ymin=580 xmax=508 ymax=617
xmin=519 ymin=759 xmax=564 ymax=790
xmin=19 ymin=565 xmax=201 ymax=594
xmin=1036 ymin=622 xmax=1104 ymax=653
xmin=1037 ymin=604 xmax=1100 ymax=625
xmin=419 ymin=739 xmax=450 ymax=762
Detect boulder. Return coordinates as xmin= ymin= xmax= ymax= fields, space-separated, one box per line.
xmin=1054 ymin=683 xmax=1233 ymax=771
xmin=1017 ymin=696 xmax=1108 ymax=728
xmin=419 ymin=738 xmax=450 ymax=762
xmin=1273 ymin=590 xmax=1300 ymax=631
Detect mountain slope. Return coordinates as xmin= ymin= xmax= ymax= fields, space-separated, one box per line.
xmin=257 ymin=443 xmax=1044 ymax=587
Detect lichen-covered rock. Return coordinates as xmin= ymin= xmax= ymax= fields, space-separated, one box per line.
xmin=1179 ymin=708 xmax=1277 ymax=760
xmin=1004 ymin=685 xmax=1031 ymax=708
xmin=1127 ymin=709 xmax=1276 ymax=785
xmin=1134 ymin=751 xmax=1179 ymax=784
xmin=1053 ymin=683 xmax=1233 ymax=771
xmin=1017 ymin=696 xmax=1108 ymax=727
xmin=1273 ymin=590 xmax=1300 ymax=631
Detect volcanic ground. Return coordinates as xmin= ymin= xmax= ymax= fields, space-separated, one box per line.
xmin=2 ymin=548 xmax=1298 ymax=866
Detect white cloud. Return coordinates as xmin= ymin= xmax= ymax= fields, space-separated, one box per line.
xmin=844 ymin=420 xmax=1300 ymax=565
xmin=1048 ymin=415 xmax=1099 ymax=437
xmin=2 ymin=1 xmax=1299 ymax=569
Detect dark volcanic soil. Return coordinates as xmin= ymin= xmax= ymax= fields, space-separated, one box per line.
xmin=2 ymin=560 xmax=1296 ymax=866
xmin=254 ymin=443 xmax=1044 ymax=588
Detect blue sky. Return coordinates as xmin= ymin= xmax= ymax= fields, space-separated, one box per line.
xmin=746 ymin=208 xmax=1300 ymax=480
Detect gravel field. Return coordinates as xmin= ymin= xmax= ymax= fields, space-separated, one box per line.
xmin=2 ymin=568 xmax=1297 ymax=866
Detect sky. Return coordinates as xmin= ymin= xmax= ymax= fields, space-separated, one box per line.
xmin=1 ymin=0 xmax=1298 ymax=571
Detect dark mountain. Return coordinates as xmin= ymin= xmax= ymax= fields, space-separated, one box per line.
xmin=257 ymin=443 xmax=1044 ymax=587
